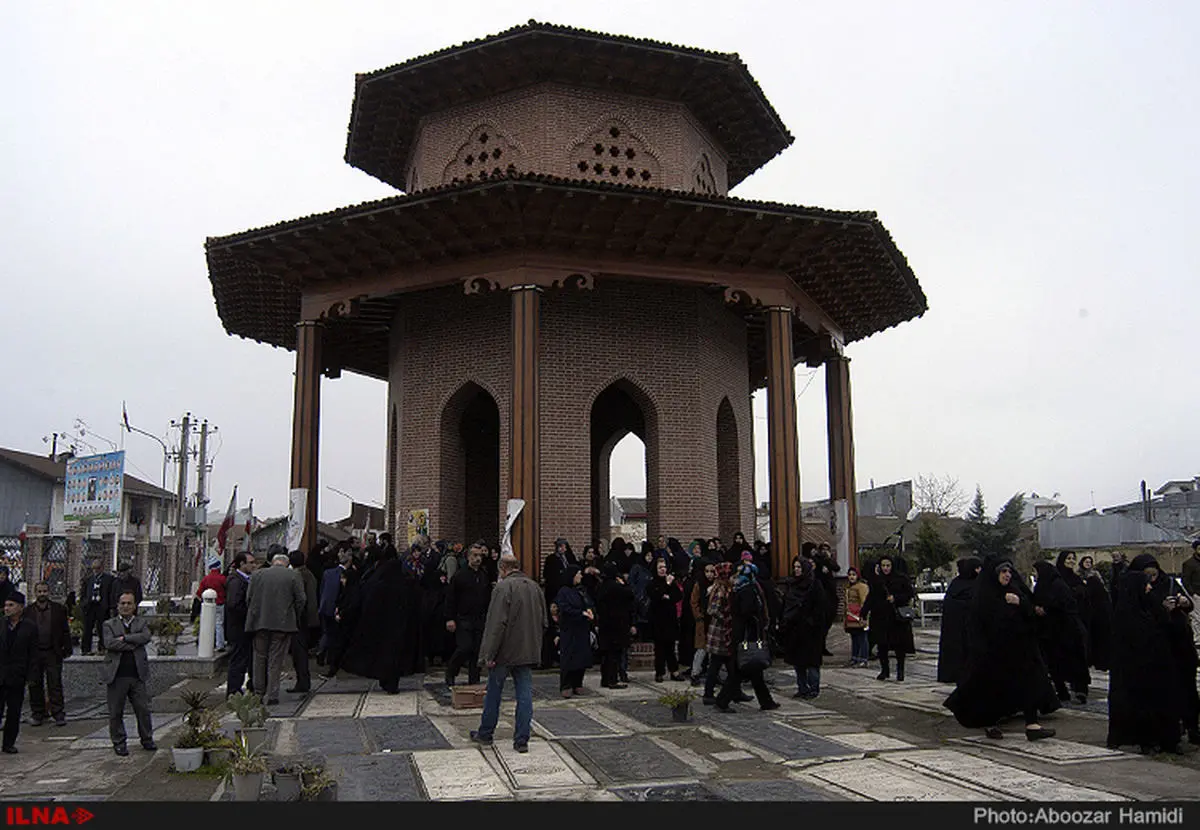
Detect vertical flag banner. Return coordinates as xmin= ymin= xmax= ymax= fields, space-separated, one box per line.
xmin=216 ymin=486 xmax=238 ymax=557
xmin=286 ymin=489 xmax=308 ymax=551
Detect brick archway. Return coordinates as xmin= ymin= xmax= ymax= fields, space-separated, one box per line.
xmin=716 ymin=397 xmax=742 ymax=541
xmin=439 ymin=381 xmax=501 ymax=546
xmin=590 ymin=378 xmax=659 ymax=545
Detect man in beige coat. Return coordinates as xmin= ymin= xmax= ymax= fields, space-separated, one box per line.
xmin=470 ymin=554 xmax=546 ymax=753
xmin=245 ymin=547 xmax=306 ymax=704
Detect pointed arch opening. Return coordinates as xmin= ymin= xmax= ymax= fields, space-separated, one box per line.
xmin=716 ymin=397 xmax=742 ymax=541
xmin=590 ymin=378 xmax=659 ymax=546
xmin=439 ymin=382 xmax=501 ymax=545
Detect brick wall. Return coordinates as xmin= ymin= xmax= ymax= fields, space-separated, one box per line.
xmin=387 ymin=278 xmax=755 ymax=563
xmin=405 ymin=82 xmax=731 ymax=195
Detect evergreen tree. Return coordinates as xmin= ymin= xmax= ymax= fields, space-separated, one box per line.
xmin=911 ymin=517 xmax=956 ymax=573
xmin=993 ymin=492 xmax=1026 ymax=558
xmin=960 ymin=486 xmax=992 ymax=555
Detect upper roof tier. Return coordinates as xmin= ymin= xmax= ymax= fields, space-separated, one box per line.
xmin=345 ymin=21 xmax=794 ymax=192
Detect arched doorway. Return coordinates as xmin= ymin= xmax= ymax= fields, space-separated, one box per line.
xmin=716 ymin=397 xmax=741 ymax=541
xmin=590 ymin=379 xmax=658 ymax=546
xmin=439 ymin=382 xmax=501 ymax=545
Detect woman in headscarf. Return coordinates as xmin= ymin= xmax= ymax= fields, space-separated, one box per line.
xmin=627 ymin=546 xmax=655 ymax=640
xmin=1107 ymin=554 xmax=1185 ymax=754
xmin=1032 ymin=559 xmax=1091 ymax=704
xmin=553 ymin=566 xmax=595 ymax=698
xmin=861 ymin=554 xmax=915 ymax=681
xmin=938 ymin=557 xmax=982 ymax=683
xmin=604 ymin=537 xmax=630 ymax=576
xmin=687 ymin=559 xmax=717 ymax=686
xmin=714 ymin=561 xmax=780 ymax=712
xmin=594 ymin=564 xmax=635 ymax=689
xmin=780 ymin=557 xmax=829 ymax=699
xmin=843 ymin=566 xmax=870 ymax=667
xmin=579 ymin=544 xmax=603 ymax=603
xmin=703 ymin=563 xmax=735 ymax=703
xmin=341 ymin=551 xmax=415 ymax=692
xmin=648 ymin=557 xmax=685 ymax=681
xmin=727 ymin=531 xmax=753 ymax=564
xmin=1147 ymin=564 xmax=1200 ymax=746
xmin=677 ymin=541 xmax=707 ymax=679
xmin=484 ymin=545 xmax=500 ymax=584
xmin=944 ymin=557 xmax=1059 ymax=740
xmin=1077 ymin=554 xmax=1113 ymax=672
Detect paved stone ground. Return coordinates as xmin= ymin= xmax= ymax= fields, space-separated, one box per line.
xmin=4 ymin=627 xmax=1199 ymax=801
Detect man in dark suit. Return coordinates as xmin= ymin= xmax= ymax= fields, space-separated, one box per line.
xmin=108 ymin=562 xmax=143 ymax=616
xmin=224 ymin=551 xmax=257 ymax=698
xmin=102 ymin=591 xmax=155 ymax=756
xmin=27 ymin=582 xmax=72 ymax=727
xmin=317 ymin=549 xmax=349 ymax=668
xmin=79 ymin=559 xmax=114 ymax=654
xmin=246 ymin=547 xmax=305 ymax=704
xmin=1 ymin=591 xmax=37 ymax=753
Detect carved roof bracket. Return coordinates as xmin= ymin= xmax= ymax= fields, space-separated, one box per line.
xmin=463 ymin=267 xmax=595 ymax=295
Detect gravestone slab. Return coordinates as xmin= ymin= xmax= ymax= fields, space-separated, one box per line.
xmin=955 ymin=736 xmax=1129 ymax=765
xmin=495 ymin=741 xmax=589 ymax=789
xmin=888 ymin=749 xmax=1128 ymax=801
xmin=828 ymin=732 xmax=916 ymax=752
xmin=562 ymin=735 xmax=693 ymax=783
xmin=797 ymin=758 xmax=1000 ymax=801
xmin=711 ymin=750 xmax=755 ymax=762
xmin=412 ymin=749 xmax=511 ymax=800
xmin=533 ymin=709 xmax=618 ymax=739
xmin=301 ymin=693 xmax=362 ymax=718
xmin=817 ymin=668 xmax=885 ymax=691
xmin=714 ymin=779 xmax=841 ymax=802
xmin=611 ymin=699 xmax=692 ymax=728
xmin=294 ymin=718 xmax=368 ymax=756
xmin=706 ymin=718 xmax=858 ymax=761
xmin=360 ymin=691 xmax=420 ymax=717
xmin=611 ymin=782 xmax=722 ymax=801
xmin=327 ymin=754 xmax=426 ymax=801
xmin=363 ymin=716 xmax=452 ymax=752
xmin=0 ymin=748 xmax=147 ymax=796
xmin=319 ymin=675 xmax=382 ymax=694
xmin=863 ymin=684 xmax=956 ymax=716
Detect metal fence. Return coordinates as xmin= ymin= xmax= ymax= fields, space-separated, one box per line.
xmin=145 ymin=542 xmax=167 ymax=595
xmin=42 ymin=536 xmax=68 ymax=601
xmin=0 ymin=535 xmax=25 ymax=588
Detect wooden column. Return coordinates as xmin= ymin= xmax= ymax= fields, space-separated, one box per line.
xmin=509 ymin=286 xmax=541 ymax=578
xmin=825 ymin=354 xmax=859 ymax=571
xmin=765 ymin=307 xmax=802 ymax=579
xmin=290 ymin=320 xmax=323 ymax=556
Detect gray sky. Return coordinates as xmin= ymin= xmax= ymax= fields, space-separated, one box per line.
xmin=2 ymin=2 xmax=1196 ymax=528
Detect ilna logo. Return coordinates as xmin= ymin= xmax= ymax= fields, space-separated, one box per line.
xmin=4 ymin=807 xmax=94 ymax=825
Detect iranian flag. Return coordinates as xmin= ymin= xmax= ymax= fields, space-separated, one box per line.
xmin=242 ymin=499 xmax=254 ymax=552
xmin=217 ymin=486 xmax=238 ymax=557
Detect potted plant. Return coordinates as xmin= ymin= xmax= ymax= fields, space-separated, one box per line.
xmin=227 ymin=690 xmax=270 ymax=753
xmin=299 ymin=762 xmax=337 ymax=802
xmin=205 ymin=735 xmax=237 ymax=768
xmin=658 ymin=689 xmax=696 ymax=723
xmin=150 ymin=616 xmax=184 ymax=656
xmin=272 ymin=762 xmax=303 ymax=802
xmin=68 ymin=615 xmax=83 ymax=647
xmin=172 ymin=727 xmax=206 ymax=772
xmin=228 ymin=734 xmax=268 ymax=801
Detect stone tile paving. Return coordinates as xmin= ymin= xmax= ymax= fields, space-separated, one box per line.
xmin=293 ymin=717 xmax=368 ymax=756
xmin=362 ymin=715 xmax=452 ymax=753
xmin=327 ymin=754 xmax=426 ymax=801
xmin=533 ymin=708 xmax=618 ymax=738
xmin=561 ymin=735 xmax=694 ymax=784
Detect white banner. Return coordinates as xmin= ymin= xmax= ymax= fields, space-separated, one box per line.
xmin=286 ymin=488 xmax=308 ymax=551
xmin=500 ymin=498 xmax=525 ymax=560
xmin=831 ymin=498 xmax=850 ymax=571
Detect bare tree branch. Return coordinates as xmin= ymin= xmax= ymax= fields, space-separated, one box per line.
xmin=914 ymin=473 xmax=969 ymax=517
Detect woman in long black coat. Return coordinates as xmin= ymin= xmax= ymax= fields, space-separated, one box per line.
xmin=340 ymin=557 xmax=414 ymax=693
xmin=554 ymin=566 xmax=594 ymax=697
xmin=594 ymin=564 xmax=635 ymax=689
xmin=1148 ymin=567 xmax=1200 ymax=745
xmin=862 ymin=555 xmax=915 ymax=681
xmin=780 ymin=557 xmax=829 ymax=699
xmin=1032 ymin=560 xmax=1091 ymax=703
xmin=648 ymin=557 xmax=684 ymax=681
xmin=938 ymin=556 xmax=982 ymax=684
xmin=1077 ymin=555 xmax=1113 ymax=671
xmin=1107 ymin=554 xmax=1184 ymax=754
xmin=944 ymin=557 xmax=1059 ymax=740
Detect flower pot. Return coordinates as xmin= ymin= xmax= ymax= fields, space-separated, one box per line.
xmin=172 ymin=746 xmax=205 ymax=772
xmin=314 ymin=781 xmax=338 ymax=802
xmin=272 ymin=771 xmax=302 ymax=802
xmin=232 ymin=771 xmax=264 ymax=802
xmin=205 ymin=748 xmax=233 ymax=767
xmin=235 ymin=727 xmax=269 ymax=754
xmin=670 ymin=703 xmax=691 ymax=723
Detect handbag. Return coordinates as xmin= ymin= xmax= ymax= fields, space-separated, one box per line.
xmin=737 ymin=638 xmax=770 ymax=672
xmin=845 ymin=601 xmax=863 ymax=626
xmin=895 ymin=603 xmax=917 ymax=622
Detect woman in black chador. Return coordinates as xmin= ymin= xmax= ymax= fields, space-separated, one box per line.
xmin=938 ymin=556 xmax=982 ymax=684
xmin=553 ymin=566 xmax=594 ymax=698
xmin=594 ymin=564 xmax=635 ymax=689
xmin=861 ymin=555 xmax=915 ymax=681
xmin=340 ymin=551 xmax=415 ymax=693
xmin=1107 ymin=554 xmax=1185 ymax=754
xmin=944 ymin=558 xmax=1059 ymax=740
xmin=1146 ymin=566 xmax=1200 ymax=746
xmin=779 ymin=557 xmax=829 ymax=699
xmin=1032 ymin=560 xmax=1091 ymax=704
xmin=648 ymin=558 xmax=685 ymax=681
xmin=1076 ymin=554 xmax=1113 ymax=672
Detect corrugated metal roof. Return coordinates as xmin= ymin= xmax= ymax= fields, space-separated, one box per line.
xmin=0 ymin=447 xmax=175 ymax=500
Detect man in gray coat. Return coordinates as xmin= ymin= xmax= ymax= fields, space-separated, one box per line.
xmin=246 ymin=547 xmax=306 ymax=704
xmin=470 ymin=554 xmax=547 ymax=753
xmin=102 ymin=590 xmax=156 ymax=756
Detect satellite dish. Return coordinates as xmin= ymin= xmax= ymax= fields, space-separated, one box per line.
xmin=906 ymin=507 xmax=920 ymax=522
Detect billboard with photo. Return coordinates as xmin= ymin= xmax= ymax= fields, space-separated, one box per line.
xmin=64 ymin=451 xmax=125 ymax=528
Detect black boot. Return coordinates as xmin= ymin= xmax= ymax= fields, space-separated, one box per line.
xmin=876 ymin=657 xmax=890 ymax=681
xmin=896 ymin=659 xmax=905 ymax=683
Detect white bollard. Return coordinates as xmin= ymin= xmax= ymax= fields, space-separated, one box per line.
xmin=198 ymin=588 xmax=217 ymax=659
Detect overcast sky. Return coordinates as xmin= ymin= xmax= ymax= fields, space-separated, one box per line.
xmin=2 ymin=2 xmax=1196 ymax=529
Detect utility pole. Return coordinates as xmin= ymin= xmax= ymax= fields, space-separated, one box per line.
xmin=195 ymin=421 xmax=210 ymax=583
xmin=167 ymin=413 xmax=191 ymax=596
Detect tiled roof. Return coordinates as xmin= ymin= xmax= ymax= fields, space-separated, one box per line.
xmin=344 ymin=20 xmax=793 ymax=189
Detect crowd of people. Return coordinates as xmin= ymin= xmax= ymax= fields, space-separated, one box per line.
xmin=940 ymin=543 xmax=1200 ymax=752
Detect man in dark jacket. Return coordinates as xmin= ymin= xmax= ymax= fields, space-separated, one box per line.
xmin=1 ymin=591 xmax=37 ymax=753
xmin=79 ymin=558 xmax=114 ymax=654
xmin=108 ymin=562 xmax=143 ymax=616
xmin=444 ymin=542 xmax=493 ymax=687
xmin=27 ymin=582 xmax=72 ymax=726
xmin=224 ymin=551 xmax=257 ymax=697
xmin=286 ymin=550 xmax=318 ymax=694
xmin=317 ymin=549 xmax=350 ymax=667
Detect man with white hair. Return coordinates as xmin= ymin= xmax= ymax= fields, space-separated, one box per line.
xmin=245 ymin=545 xmax=306 ymax=704
xmin=470 ymin=553 xmax=547 ymax=753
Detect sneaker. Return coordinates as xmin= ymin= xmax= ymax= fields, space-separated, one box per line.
xmin=469 ymin=731 xmax=493 ymax=746
xmin=2 ymin=746 xmax=17 ymax=754
xmin=513 ymin=743 xmax=529 ymax=754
